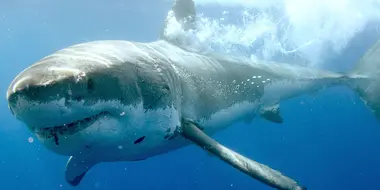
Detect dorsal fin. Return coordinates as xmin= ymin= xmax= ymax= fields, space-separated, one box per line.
xmin=159 ymin=0 xmax=197 ymax=47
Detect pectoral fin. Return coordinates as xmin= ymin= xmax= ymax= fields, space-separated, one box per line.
xmin=180 ymin=119 xmax=305 ymax=190
xmin=259 ymin=104 xmax=284 ymax=124
xmin=65 ymin=156 xmax=98 ymax=186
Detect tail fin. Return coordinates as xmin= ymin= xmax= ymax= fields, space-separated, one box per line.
xmin=159 ymin=0 xmax=197 ymax=47
xmin=348 ymin=40 xmax=380 ymax=119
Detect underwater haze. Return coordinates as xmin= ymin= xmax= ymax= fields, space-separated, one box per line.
xmin=2 ymin=0 xmax=380 ymax=189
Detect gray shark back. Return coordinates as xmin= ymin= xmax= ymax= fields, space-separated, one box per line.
xmin=143 ymin=41 xmax=347 ymax=126
xmin=148 ymin=42 xmax=270 ymax=120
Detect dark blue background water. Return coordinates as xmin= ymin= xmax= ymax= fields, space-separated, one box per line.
xmin=1 ymin=1 xmax=380 ymax=189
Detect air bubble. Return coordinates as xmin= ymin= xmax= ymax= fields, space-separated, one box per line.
xmin=28 ymin=137 xmax=34 ymax=143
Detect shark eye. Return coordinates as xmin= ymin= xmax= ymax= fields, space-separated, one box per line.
xmin=134 ymin=136 xmax=146 ymax=144
xmin=87 ymin=78 xmax=94 ymax=92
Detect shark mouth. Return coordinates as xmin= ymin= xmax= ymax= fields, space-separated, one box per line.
xmin=33 ymin=111 xmax=108 ymax=145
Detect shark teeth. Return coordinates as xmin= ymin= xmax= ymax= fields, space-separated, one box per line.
xmin=33 ymin=111 xmax=108 ymax=141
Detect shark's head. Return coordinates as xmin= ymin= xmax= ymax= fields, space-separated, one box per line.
xmin=6 ymin=41 xmax=182 ymax=160
xmin=6 ymin=0 xmax=198 ymax=186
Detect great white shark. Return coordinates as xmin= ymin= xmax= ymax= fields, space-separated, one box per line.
xmin=6 ymin=0 xmax=380 ymax=189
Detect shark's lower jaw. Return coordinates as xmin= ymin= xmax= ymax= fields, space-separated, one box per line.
xmin=33 ymin=111 xmax=109 ymax=145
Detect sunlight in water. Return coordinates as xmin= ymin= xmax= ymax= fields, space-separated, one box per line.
xmin=169 ymin=0 xmax=380 ymax=67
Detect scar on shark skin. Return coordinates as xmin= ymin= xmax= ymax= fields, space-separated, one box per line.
xmin=164 ymin=125 xmax=183 ymax=140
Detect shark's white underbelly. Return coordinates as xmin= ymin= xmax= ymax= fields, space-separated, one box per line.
xmin=102 ymin=101 xmax=261 ymax=161
xmin=195 ymin=100 xmax=260 ymax=135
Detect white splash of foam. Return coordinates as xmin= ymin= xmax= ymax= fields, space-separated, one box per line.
xmin=167 ymin=0 xmax=380 ymax=67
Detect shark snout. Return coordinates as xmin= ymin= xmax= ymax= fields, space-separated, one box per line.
xmin=8 ymin=64 xmax=80 ymax=95
xmin=7 ymin=66 xmax=91 ymax=104
xmin=6 ymin=65 xmax=96 ymax=127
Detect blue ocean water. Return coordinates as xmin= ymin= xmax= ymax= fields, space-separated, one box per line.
xmin=1 ymin=1 xmax=380 ymax=190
